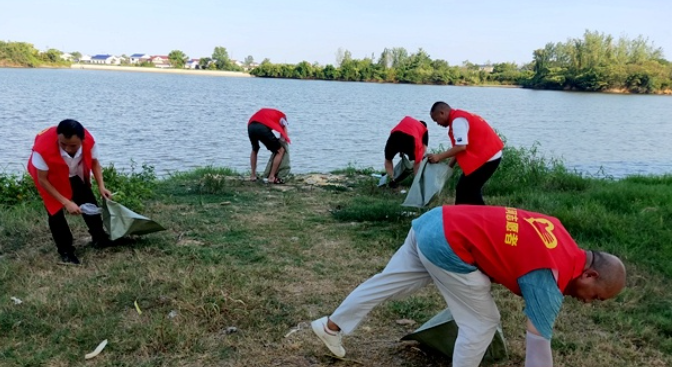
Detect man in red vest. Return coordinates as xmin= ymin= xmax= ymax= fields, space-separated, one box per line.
xmin=426 ymin=101 xmax=504 ymax=205
xmin=312 ymin=205 xmax=626 ymax=367
xmin=247 ymin=108 xmax=290 ymax=184
xmin=384 ymin=116 xmax=428 ymax=187
xmin=28 ymin=119 xmax=113 ymax=264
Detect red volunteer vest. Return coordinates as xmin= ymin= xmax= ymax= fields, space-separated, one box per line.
xmin=248 ymin=108 xmax=291 ymax=143
xmin=27 ymin=126 xmax=96 ymax=215
xmin=390 ymin=116 xmax=427 ymax=162
xmin=442 ymin=205 xmax=586 ymax=295
xmin=448 ymin=109 xmax=503 ymax=175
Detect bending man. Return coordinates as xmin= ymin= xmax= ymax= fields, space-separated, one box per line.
xmin=312 ymin=205 xmax=626 ymax=367
xmin=384 ymin=116 xmax=428 ymax=188
xmin=247 ymin=108 xmax=290 ymax=184
xmin=427 ymin=102 xmax=503 ymax=205
xmin=28 ymin=119 xmax=113 ymax=265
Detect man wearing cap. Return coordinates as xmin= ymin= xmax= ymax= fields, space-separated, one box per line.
xmin=311 ymin=205 xmax=627 ymax=367
xmin=247 ymin=107 xmax=290 ymax=184
xmin=28 ymin=119 xmax=113 ymax=265
xmin=384 ymin=116 xmax=428 ymax=188
xmin=426 ymin=101 xmax=503 ymax=205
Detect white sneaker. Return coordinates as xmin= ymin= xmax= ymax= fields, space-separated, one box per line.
xmin=311 ymin=316 xmax=346 ymax=357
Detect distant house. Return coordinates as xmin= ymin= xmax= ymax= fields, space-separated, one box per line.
xmin=150 ymin=55 xmax=170 ymax=68
xmin=91 ymin=54 xmax=121 ymax=65
xmin=78 ymin=54 xmax=92 ymax=63
xmin=477 ymin=64 xmax=494 ymax=73
xmin=185 ymin=59 xmax=200 ymax=69
xmin=129 ymin=53 xmax=150 ymax=64
xmin=232 ymin=60 xmax=244 ymax=67
xmin=60 ymin=53 xmax=73 ymax=61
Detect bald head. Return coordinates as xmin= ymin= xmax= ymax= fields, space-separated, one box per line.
xmin=591 ymin=251 xmax=627 ymax=299
xmin=430 ymin=101 xmax=451 ymax=113
xmin=566 ymin=250 xmax=626 ymax=303
xmin=429 ymin=101 xmax=452 ymax=127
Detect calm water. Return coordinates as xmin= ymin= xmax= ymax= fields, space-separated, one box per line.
xmin=1 ymin=68 xmax=671 ymax=178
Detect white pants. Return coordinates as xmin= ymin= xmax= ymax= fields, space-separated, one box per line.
xmin=330 ymin=229 xmax=500 ymax=367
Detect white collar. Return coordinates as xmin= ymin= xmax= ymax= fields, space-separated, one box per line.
xmin=60 ymin=146 xmax=82 ymax=159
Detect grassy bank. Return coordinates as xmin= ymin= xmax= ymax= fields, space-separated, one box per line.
xmin=0 ymin=148 xmax=670 ymax=367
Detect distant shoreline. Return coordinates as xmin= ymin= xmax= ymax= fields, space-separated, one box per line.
xmin=70 ymin=64 xmax=253 ymax=77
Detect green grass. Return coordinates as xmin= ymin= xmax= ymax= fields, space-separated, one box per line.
xmin=0 ymin=151 xmax=670 ymax=366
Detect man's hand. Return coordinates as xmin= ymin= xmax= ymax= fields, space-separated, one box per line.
xmin=64 ymin=201 xmax=81 ymax=215
xmin=99 ymin=187 xmax=113 ymax=200
xmin=427 ymin=154 xmax=442 ymax=164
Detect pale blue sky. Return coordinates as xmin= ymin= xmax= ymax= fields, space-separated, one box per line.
xmin=2 ymin=0 xmax=670 ymax=65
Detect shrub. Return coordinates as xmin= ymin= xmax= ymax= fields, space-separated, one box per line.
xmin=0 ymin=173 xmax=38 ymax=205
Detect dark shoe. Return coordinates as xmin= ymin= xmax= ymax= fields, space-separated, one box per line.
xmin=60 ymin=252 xmax=81 ymax=265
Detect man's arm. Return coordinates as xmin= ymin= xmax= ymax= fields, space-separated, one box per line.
xmin=518 ymin=269 xmax=562 ymax=367
xmin=412 ymin=145 xmax=428 ymax=174
xmin=36 ymin=169 xmax=81 ymax=214
xmin=413 ymin=161 xmax=420 ymax=175
xmin=525 ymin=320 xmax=553 ymax=367
xmin=91 ymin=158 xmax=112 ymax=199
xmin=427 ymin=145 xmax=466 ymax=163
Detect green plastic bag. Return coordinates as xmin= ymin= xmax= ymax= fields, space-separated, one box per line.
xmin=263 ymin=140 xmax=291 ymax=179
xmin=401 ymin=308 xmax=508 ymax=364
xmin=102 ymin=199 xmax=166 ymax=241
xmin=401 ymin=157 xmax=452 ymax=208
xmin=378 ymin=155 xmax=414 ymax=187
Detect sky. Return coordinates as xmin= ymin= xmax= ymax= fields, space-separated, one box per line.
xmin=2 ymin=0 xmax=671 ymax=65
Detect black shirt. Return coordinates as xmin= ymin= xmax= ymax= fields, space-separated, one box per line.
xmin=384 ymin=127 xmax=429 ymax=161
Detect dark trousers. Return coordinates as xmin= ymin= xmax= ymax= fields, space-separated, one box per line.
xmin=48 ymin=176 xmax=107 ymax=255
xmin=455 ymin=158 xmax=501 ymax=205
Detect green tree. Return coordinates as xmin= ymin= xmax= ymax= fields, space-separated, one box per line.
xmin=335 ymin=47 xmax=346 ymax=65
xmin=322 ymin=64 xmax=340 ymax=80
xmin=42 ymin=48 xmax=61 ymax=63
xmin=293 ymin=61 xmax=314 ymax=79
xmin=70 ymin=51 xmax=82 ymax=60
xmin=244 ymin=55 xmax=254 ymax=68
xmin=391 ymin=47 xmax=408 ymax=68
xmin=339 ymin=49 xmax=353 ymax=67
xmin=377 ymin=48 xmax=393 ymax=69
xmin=198 ymin=57 xmax=212 ymax=69
xmin=168 ymin=50 xmax=187 ymax=68
xmin=490 ymin=62 xmax=523 ymax=85
xmin=212 ymin=46 xmax=230 ymax=70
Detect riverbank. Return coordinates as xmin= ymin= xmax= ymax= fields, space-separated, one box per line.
xmin=70 ymin=64 xmax=253 ymax=77
xmin=0 ymin=153 xmax=670 ymax=366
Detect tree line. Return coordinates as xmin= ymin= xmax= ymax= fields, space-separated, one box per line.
xmin=166 ymin=47 xmax=255 ymax=71
xmin=0 ymin=42 xmax=253 ymax=72
xmin=524 ymin=31 xmax=671 ymax=93
xmin=251 ymin=48 xmax=529 ymax=86
xmin=0 ymin=41 xmax=71 ymax=67
xmin=2 ymin=30 xmax=671 ymax=93
xmin=250 ymin=31 xmax=671 ymax=94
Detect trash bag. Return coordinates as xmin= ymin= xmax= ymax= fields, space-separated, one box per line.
xmin=263 ymin=140 xmax=291 ymax=180
xmin=402 ymin=158 xmax=452 ymax=208
xmin=401 ymin=308 xmax=508 ymax=364
xmin=102 ymin=199 xmax=166 ymax=241
xmin=378 ymin=155 xmax=414 ymax=187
